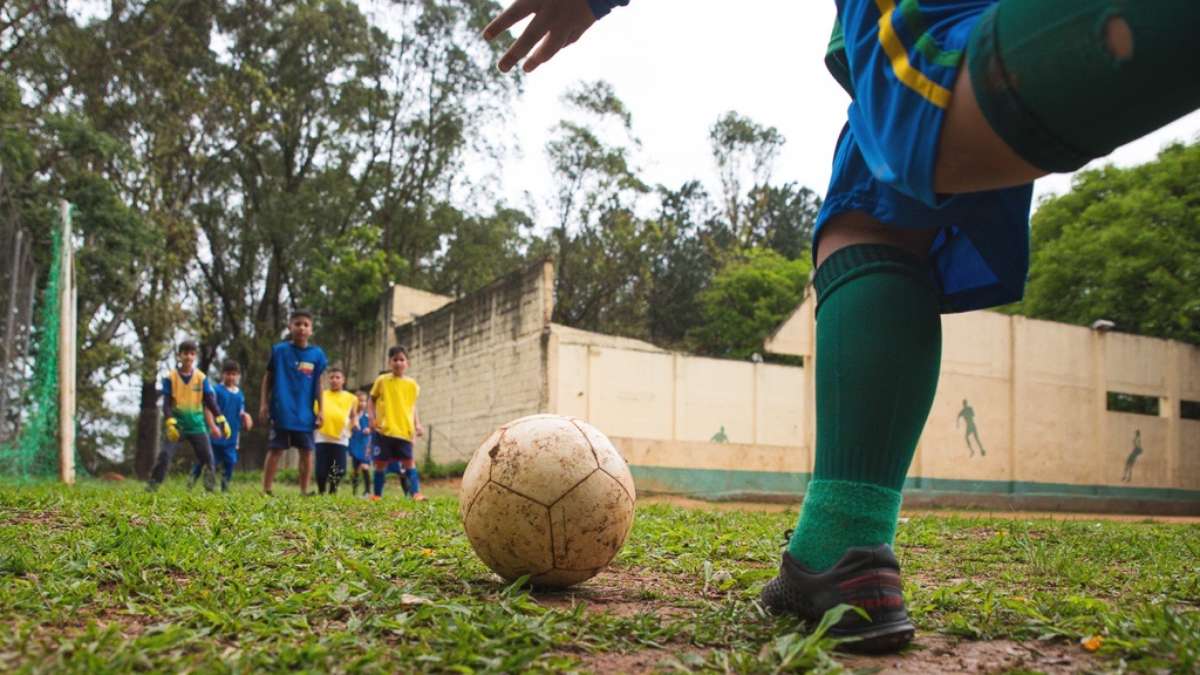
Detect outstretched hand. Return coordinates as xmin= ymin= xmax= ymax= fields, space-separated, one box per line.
xmin=483 ymin=0 xmax=596 ymax=73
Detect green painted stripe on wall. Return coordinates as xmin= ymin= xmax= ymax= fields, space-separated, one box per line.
xmin=631 ymin=465 xmax=1200 ymax=503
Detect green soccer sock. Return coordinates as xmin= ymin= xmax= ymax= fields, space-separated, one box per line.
xmin=787 ymin=244 xmax=942 ymax=571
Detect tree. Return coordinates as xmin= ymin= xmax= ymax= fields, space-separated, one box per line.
xmin=645 ymin=181 xmax=719 ymax=345
xmin=1018 ymin=141 xmax=1200 ymax=344
xmin=428 ymin=204 xmax=532 ymax=298
xmin=543 ymin=81 xmax=652 ymax=336
xmin=709 ymin=111 xmax=784 ymax=241
xmin=687 ymin=249 xmax=811 ymax=359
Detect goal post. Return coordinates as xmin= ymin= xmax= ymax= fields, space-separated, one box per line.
xmin=57 ymin=200 xmax=75 ymax=485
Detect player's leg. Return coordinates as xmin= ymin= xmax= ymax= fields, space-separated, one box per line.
xmin=762 ymin=212 xmax=940 ymax=651
xmin=220 ymin=447 xmax=236 ymax=491
xmin=329 ymin=447 xmax=346 ymax=495
xmin=372 ymin=459 xmax=388 ymax=498
xmin=293 ymin=432 xmax=315 ymax=496
xmin=147 ymin=440 xmax=179 ymax=491
xmin=398 ymin=440 xmax=424 ymax=501
xmin=190 ymin=435 xmax=217 ymax=492
xmin=315 ymin=443 xmax=332 ymax=494
xmin=793 ymin=213 xmax=939 ymax=570
xmin=934 ymin=0 xmax=1200 ymax=194
xmin=263 ymin=449 xmax=284 ymax=495
xmin=187 ymin=461 xmax=203 ymax=489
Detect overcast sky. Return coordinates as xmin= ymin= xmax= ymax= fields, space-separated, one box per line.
xmin=490 ymin=0 xmax=1200 ymax=220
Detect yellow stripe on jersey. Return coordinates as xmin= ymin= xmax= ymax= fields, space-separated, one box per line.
xmin=873 ymin=0 xmax=952 ymax=109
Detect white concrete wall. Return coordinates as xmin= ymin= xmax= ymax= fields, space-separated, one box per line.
xmin=395 ymin=263 xmax=553 ymax=463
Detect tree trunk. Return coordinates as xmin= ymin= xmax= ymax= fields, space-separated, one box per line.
xmin=134 ymin=379 xmax=159 ymax=479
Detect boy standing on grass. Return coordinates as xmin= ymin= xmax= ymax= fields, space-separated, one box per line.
xmin=484 ymin=0 xmax=1200 ymax=654
xmin=189 ymin=359 xmax=252 ymax=492
xmin=368 ymin=346 xmax=425 ymax=501
xmin=147 ymin=340 xmax=229 ymax=492
xmin=347 ymin=388 xmax=373 ymax=497
xmin=259 ymin=309 xmax=327 ymax=496
xmin=314 ymin=367 xmax=358 ymax=495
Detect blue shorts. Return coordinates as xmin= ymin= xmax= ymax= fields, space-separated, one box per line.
xmin=348 ymin=444 xmax=369 ymax=466
xmin=818 ymin=0 xmax=1033 ymax=313
xmin=372 ymin=434 xmax=413 ymax=464
xmin=268 ymin=427 xmax=314 ymax=451
xmin=211 ymin=442 xmax=238 ymax=467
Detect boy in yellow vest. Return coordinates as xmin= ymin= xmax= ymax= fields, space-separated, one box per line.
xmin=314 ymin=367 xmax=359 ymax=495
xmin=147 ymin=340 xmax=230 ymax=491
xmin=368 ymin=346 xmax=425 ymax=501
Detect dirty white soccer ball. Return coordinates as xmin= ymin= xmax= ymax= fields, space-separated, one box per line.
xmin=459 ymin=414 xmax=636 ymax=588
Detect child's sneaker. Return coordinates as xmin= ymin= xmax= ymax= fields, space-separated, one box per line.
xmin=186 ymin=474 xmax=197 ymax=490
xmin=220 ymin=478 xmax=230 ymax=493
xmin=760 ymin=544 xmax=914 ymax=654
xmin=412 ymin=492 xmax=427 ymax=502
xmin=369 ymin=495 xmax=381 ymax=501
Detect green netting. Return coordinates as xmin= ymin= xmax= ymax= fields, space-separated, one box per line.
xmin=0 ymin=219 xmax=61 ymax=480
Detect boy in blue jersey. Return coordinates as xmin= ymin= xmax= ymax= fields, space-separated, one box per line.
xmin=259 ymin=310 xmax=328 ymax=496
xmin=485 ymin=0 xmax=1200 ymax=653
xmin=147 ymin=340 xmax=229 ymax=492
xmin=347 ymin=388 xmax=373 ymax=496
xmin=189 ymin=359 xmax=252 ymax=492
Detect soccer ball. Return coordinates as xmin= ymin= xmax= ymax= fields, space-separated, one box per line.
xmin=459 ymin=414 xmax=636 ymax=588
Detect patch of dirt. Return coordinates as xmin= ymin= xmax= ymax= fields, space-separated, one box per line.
xmin=573 ymin=647 xmax=710 ymax=673
xmin=532 ymin=565 xmax=703 ymax=619
xmin=1 ymin=508 xmax=75 ymax=529
xmin=839 ymin=633 xmax=1102 ymax=674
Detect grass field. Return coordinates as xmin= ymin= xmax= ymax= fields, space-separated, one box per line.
xmin=1 ymin=479 xmax=1198 ymax=673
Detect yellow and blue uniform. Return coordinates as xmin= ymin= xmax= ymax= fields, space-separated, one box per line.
xmin=818 ymin=1 xmax=1032 ymax=313
xmin=149 ymin=368 xmax=222 ymax=490
xmin=370 ymin=374 xmax=420 ymax=442
xmin=314 ymin=389 xmax=358 ymax=494
xmin=369 ymin=373 xmax=421 ymax=497
xmin=163 ymin=369 xmax=217 ymax=435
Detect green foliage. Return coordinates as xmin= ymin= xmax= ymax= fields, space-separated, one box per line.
xmin=688 ymin=249 xmax=812 ymax=359
xmin=298 ymin=225 xmax=406 ymax=335
xmin=428 ymin=204 xmax=532 ymax=298
xmin=1019 ymin=141 xmax=1200 ymax=344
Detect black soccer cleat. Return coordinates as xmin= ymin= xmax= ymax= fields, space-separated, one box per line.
xmin=760 ymin=544 xmax=915 ymax=654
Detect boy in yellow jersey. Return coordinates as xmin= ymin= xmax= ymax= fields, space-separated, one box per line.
xmin=314 ymin=367 xmax=359 ymax=495
xmin=368 ymin=346 xmax=425 ymax=501
xmin=147 ymin=340 xmax=229 ymax=492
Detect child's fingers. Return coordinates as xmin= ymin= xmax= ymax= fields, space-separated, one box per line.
xmin=483 ymin=0 xmax=534 ymax=41
xmin=499 ymin=14 xmax=549 ymax=72
xmin=524 ymin=31 xmax=572 ymax=73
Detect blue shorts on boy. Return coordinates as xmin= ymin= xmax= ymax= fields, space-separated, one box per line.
xmin=582 ymin=0 xmax=1033 ymax=311
xmin=268 ymin=427 xmax=314 ymax=451
xmin=818 ymin=0 xmax=1033 ymax=313
xmin=374 ymin=435 xmax=413 ymax=464
xmin=266 ymin=341 xmax=327 ymax=431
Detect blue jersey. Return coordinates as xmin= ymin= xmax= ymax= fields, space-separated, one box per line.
xmin=348 ymin=413 xmax=371 ymax=462
xmin=266 ymin=341 xmax=327 ymax=432
xmin=212 ymin=384 xmax=246 ymax=448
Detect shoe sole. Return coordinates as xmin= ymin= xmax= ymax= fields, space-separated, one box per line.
xmin=830 ymin=618 xmax=915 ymax=654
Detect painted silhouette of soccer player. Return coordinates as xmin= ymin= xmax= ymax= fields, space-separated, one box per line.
xmin=711 ymin=425 xmax=729 ymax=443
xmin=1122 ymin=429 xmax=1143 ymax=482
xmin=956 ymin=399 xmax=985 ymax=457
